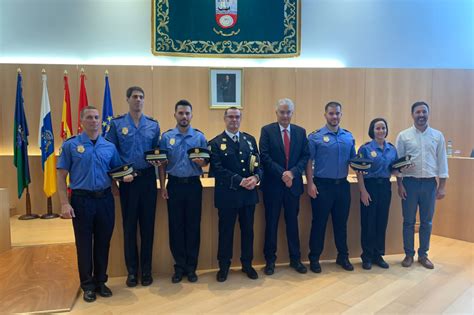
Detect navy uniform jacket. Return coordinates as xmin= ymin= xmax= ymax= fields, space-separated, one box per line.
xmin=209 ymin=131 xmax=263 ymax=209
xmin=259 ymin=122 xmax=309 ymax=197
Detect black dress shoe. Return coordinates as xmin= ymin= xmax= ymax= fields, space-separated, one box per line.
xmin=96 ymin=284 xmax=112 ymax=297
xmin=310 ymin=261 xmax=322 ymax=273
xmin=374 ymin=257 xmax=390 ymax=269
xmin=242 ymin=266 xmax=258 ymax=280
xmin=83 ymin=290 xmax=96 ymax=303
xmin=336 ymin=258 xmax=354 ymax=271
xmin=126 ymin=274 xmax=138 ymax=287
xmin=362 ymin=261 xmax=372 ymax=270
xmin=216 ymin=269 xmax=229 ymax=282
xmin=187 ymin=271 xmax=198 ymax=282
xmin=141 ymin=274 xmax=153 ymax=286
xmin=264 ymin=262 xmax=275 ymax=275
xmin=171 ymin=272 xmax=183 ymax=283
xmin=290 ymin=260 xmax=307 ymax=274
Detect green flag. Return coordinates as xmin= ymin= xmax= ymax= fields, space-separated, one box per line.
xmin=13 ymin=71 xmax=31 ymax=198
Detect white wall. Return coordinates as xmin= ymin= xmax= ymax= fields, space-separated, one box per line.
xmin=1 ymin=0 xmax=473 ymax=68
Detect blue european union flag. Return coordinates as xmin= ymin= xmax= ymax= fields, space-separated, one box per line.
xmin=101 ymin=75 xmax=114 ymax=136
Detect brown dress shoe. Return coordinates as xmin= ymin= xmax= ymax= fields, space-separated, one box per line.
xmin=418 ymin=257 xmax=434 ymax=269
xmin=401 ymin=255 xmax=414 ymax=267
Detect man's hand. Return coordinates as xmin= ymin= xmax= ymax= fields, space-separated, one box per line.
xmin=241 ymin=176 xmax=258 ymax=190
xmin=123 ymin=174 xmax=134 ymax=183
xmin=148 ymin=160 xmax=166 ymax=167
xmin=61 ymin=203 xmax=75 ymax=219
xmin=360 ymin=190 xmax=372 ymax=206
xmin=192 ymin=158 xmax=207 ymax=167
xmin=398 ymin=183 xmax=407 ymax=200
xmin=161 ymin=187 xmax=169 ymax=200
xmin=436 ymin=186 xmax=446 ymax=200
xmin=307 ymin=182 xmax=318 ymax=199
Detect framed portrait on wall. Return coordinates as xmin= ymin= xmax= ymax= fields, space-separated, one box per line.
xmin=210 ymin=68 xmax=243 ymax=109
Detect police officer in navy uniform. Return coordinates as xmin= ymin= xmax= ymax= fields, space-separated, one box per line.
xmin=306 ymin=101 xmax=357 ymax=273
xmin=105 ymin=86 xmax=160 ymax=287
xmin=209 ymin=107 xmax=263 ymax=282
xmin=158 ymin=99 xmax=208 ymax=283
xmin=356 ymin=118 xmax=400 ymax=270
xmin=57 ymin=106 xmax=134 ymax=302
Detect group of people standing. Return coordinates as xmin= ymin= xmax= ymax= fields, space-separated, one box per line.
xmin=57 ymin=86 xmax=448 ymax=303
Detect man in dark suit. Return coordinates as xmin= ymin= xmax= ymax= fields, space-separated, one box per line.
xmin=209 ymin=107 xmax=263 ymax=282
xmin=259 ymin=98 xmax=310 ymax=275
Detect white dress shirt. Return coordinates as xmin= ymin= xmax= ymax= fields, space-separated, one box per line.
xmin=225 ymin=130 xmax=240 ymax=142
xmin=395 ymin=125 xmax=449 ymax=178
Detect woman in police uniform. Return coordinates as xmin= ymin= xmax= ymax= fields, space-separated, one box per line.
xmin=356 ymin=118 xmax=398 ymax=270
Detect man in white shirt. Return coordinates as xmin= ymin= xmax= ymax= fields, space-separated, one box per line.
xmin=396 ymin=101 xmax=448 ymax=269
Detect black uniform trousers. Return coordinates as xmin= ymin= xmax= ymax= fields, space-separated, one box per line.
xmin=71 ymin=188 xmax=114 ymax=291
xmin=263 ymin=188 xmax=301 ymax=263
xmin=119 ymin=167 xmax=157 ymax=276
xmin=309 ymin=178 xmax=351 ymax=262
xmin=217 ymin=205 xmax=255 ymax=269
xmin=166 ymin=175 xmax=202 ymax=274
xmin=360 ymin=178 xmax=391 ymax=263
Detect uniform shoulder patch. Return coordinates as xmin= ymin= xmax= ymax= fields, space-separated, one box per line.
xmin=342 ymin=128 xmax=353 ymax=134
xmin=309 ymin=129 xmax=320 ymax=136
xmin=162 ymin=128 xmax=173 ymax=135
xmin=194 ymin=128 xmax=204 ymax=134
xmin=111 ymin=114 xmax=126 ymax=120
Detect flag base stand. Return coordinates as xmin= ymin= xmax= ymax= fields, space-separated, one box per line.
xmin=18 ymin=187 xmax=40 ymax=220
xmin=40 ymin=197 xmax=59 ymax=219
xmin=19 ymin=213 xmax=40 ymax=220
xmin=41 ymin=213 xmax=60 ymax=219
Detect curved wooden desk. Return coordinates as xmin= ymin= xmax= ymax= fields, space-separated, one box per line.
xmin=108 ymin=176 xmax=404 ymax=276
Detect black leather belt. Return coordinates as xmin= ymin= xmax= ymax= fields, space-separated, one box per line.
xmin=72 ymin=187 xmax=111 ymax=198
xmin=314 ymin=177 xmax=347 ymax=185
xmin=365 ymin=178 xmax=390 ymax=184
xmin=168 ymin=175 xmax=200 ymax=184
xmin=134 ymin=167 xmax=155 ymax=177
xmin=404 ymin=177 xmax=436 ymax=182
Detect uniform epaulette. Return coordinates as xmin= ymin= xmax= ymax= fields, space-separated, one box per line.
xmin=111 ymin=114 xmax=126 ymax=120
xmin=194 ymin=128 xmax=204 ymax=134
xmin=309 ymin=129 xmax=320 ymax=135
xmin=241 ymin=131 xmax=254 ymax=138
xmin=209 ymin=135 xmax=219 ymax=143
xmin=363 ymin=141 xmax=371 ymax=146
xmin=162 ymin=128 xmax=173 ymax=135
xmin=145 ymin=116 xmax=158 ymax=123
xmin=343 ymin=128 xmax=352 ymax=133
xmin=387 ymin=142 xmax=395 ymax=147
xmin=64 ymin=135 xmax=76 ymax=142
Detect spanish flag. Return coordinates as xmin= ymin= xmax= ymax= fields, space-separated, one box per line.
xmin=38 ymin=71 xmax=57 ymax=197
xmin=60 ymin=72 xmax=72 ymax=140
xmin=77 ymin=69 xmax=88 ymax=134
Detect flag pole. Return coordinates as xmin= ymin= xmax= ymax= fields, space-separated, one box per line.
xmin=19 ymin=186 xmax=39 ymax=220
xmin=41 ymin=197 xmax=58 ymax=219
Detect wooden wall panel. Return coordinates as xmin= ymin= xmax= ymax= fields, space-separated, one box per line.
xmin=431 ymin=70 xmax=474 ymax=156
xmin=0 ymin=64 xmax=79 ymax=154
xmin=78 ymin=65 xmax=154 ymax=119
xmin=295 ymin=68 xmax=366 ymax=145
xmin=0 ymin=189 xmax=11 ymax=253
xmin=364 ymin=69 xmax=433 ymax=145
xmin=242 ymin=68 xmax=296 ymax=138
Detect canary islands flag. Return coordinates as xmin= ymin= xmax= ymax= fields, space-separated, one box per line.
xmin=38 ymin=73 xmax=57 ymax=197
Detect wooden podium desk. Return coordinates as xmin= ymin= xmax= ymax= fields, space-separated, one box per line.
xmin=432 ymin=157 xmax=474 ymax=242
xmin=108 ymin=176 xmax=404 ymax=277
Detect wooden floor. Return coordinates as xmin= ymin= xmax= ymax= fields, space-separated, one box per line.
xmin=10 ymin=214 xmax=75 ymax=246
xmin=69 ymin=235 xmax=473 ymax=314
xmin=0 ymin=243 xmax=79 ymax=314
